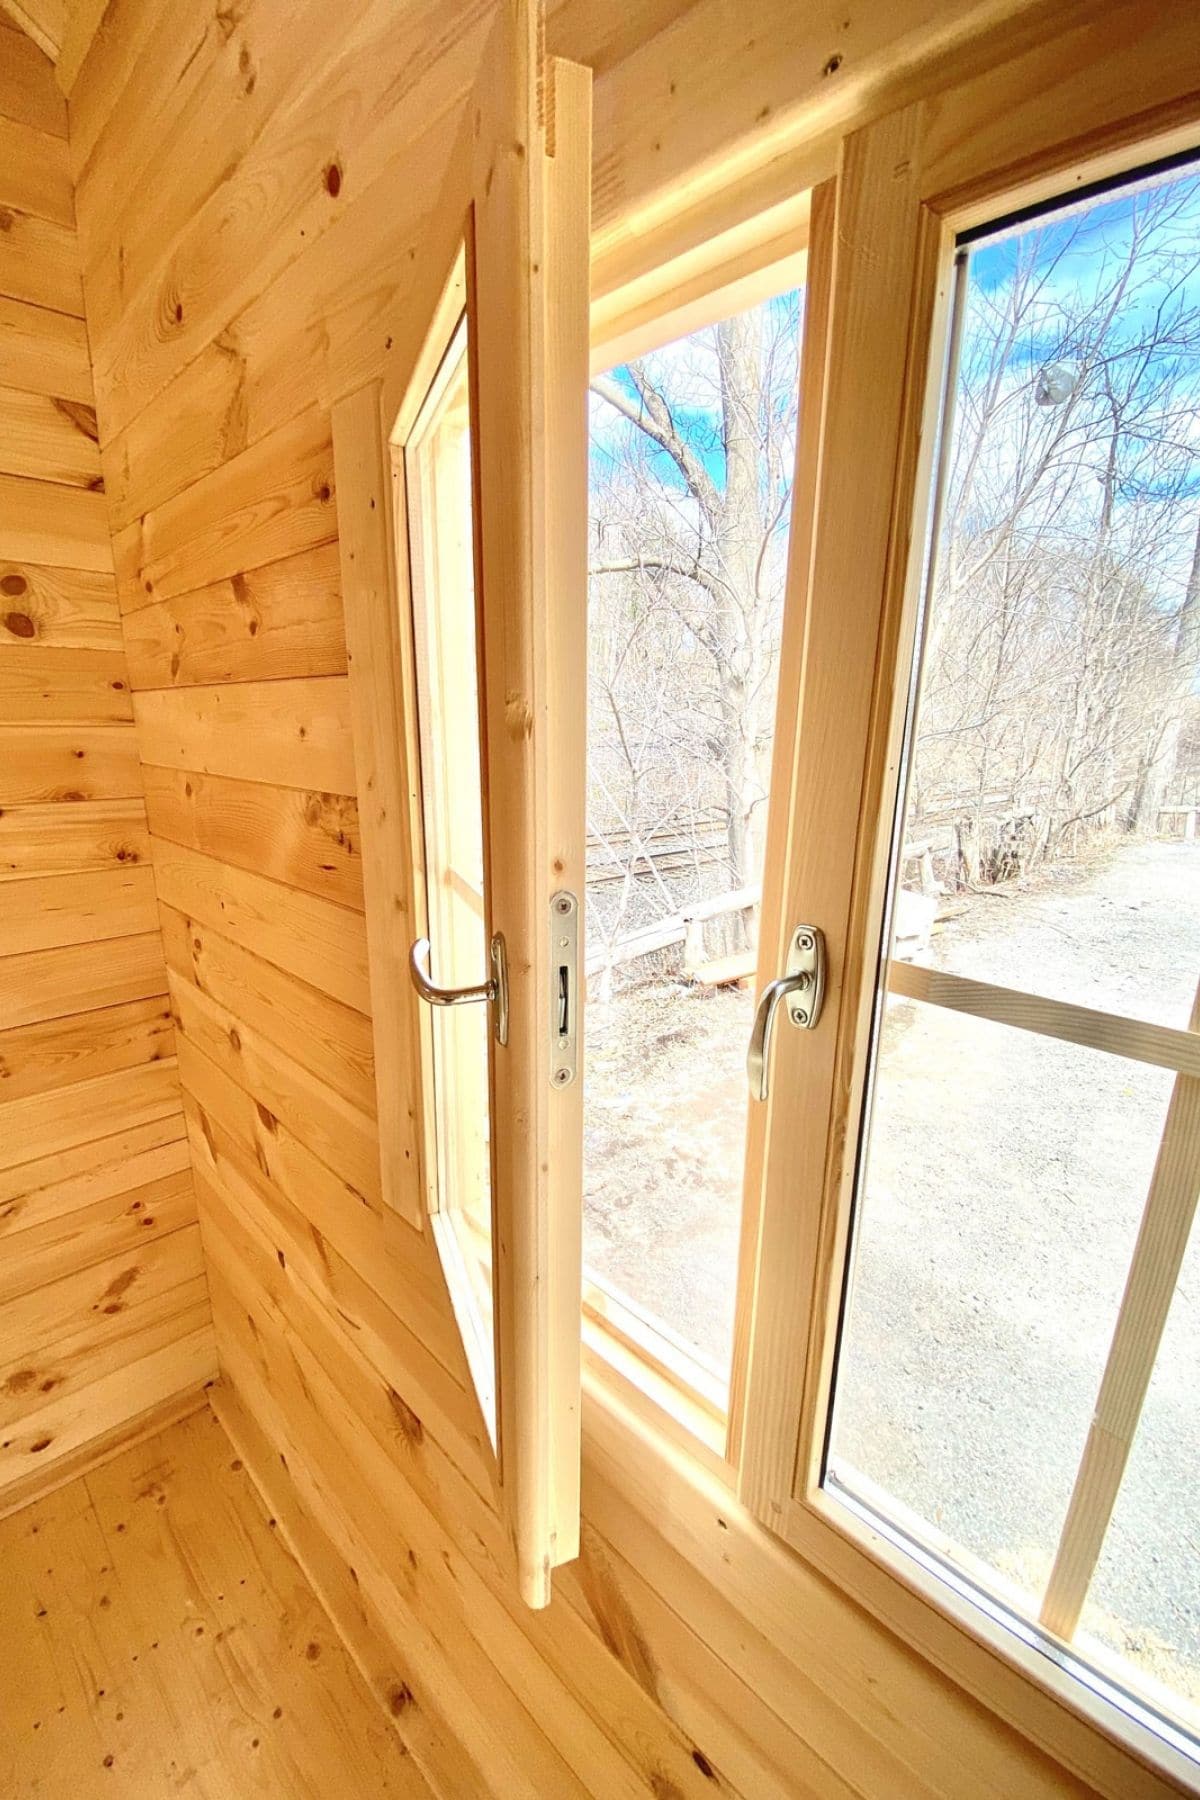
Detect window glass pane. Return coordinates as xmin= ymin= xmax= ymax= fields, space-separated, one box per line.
xmin=405 ymin=322 xmax=495 ymax=1437
xmin=829 ymin=1000 xmax=1174 ymax=1609
xmin=903 ymin=174 xmax=1200 ymax=1026
xmin=583 ymin=289 xmax=802 ymax=1389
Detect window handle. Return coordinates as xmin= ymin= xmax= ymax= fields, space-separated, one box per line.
xmin=409 ymin=934 xmax=509 ymax=1046
xmin=747 ymin=925 xmax=826 ymax=1101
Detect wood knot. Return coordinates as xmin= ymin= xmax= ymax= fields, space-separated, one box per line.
xmin=1 ymin=573 xmax=28 ymax=596
xmin=324 ymin=162 xmax=342 ymax=198
xmin=504 ymin=695 xmax=534 ymax=739
xmin=5 ymin=612 xmax=35 ymax=638
xmin=386 ymin=1388 xmax=424 ymax=1447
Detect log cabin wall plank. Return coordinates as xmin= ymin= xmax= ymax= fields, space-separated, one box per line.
xmin=66 ymin=1 xmax=1188 ymax=1796
xmin=0 ymin=20 xmax=214 ymax=1511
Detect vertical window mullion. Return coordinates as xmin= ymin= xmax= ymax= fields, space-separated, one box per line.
xmin=1040 ymin=979 xmax=1200 ymax=1640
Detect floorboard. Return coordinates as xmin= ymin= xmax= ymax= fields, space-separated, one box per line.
xmin=0 ymin=1404 xmax=432 ymax=1797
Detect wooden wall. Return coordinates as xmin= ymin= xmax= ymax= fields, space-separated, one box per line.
xmin=63 ymin=0 xmax=1177 ymax=1795
xmin=0 ymin=14 xmax=213 ymax=1514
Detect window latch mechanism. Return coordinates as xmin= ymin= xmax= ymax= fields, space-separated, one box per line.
xmin=747 ymin=924 xmax=826 ymax=1101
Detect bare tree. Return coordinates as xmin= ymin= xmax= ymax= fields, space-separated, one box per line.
xmin=910 ymin=175 xmax=1200 ymax=886
xmin=588 ymin=296 xmax=800 ymax=958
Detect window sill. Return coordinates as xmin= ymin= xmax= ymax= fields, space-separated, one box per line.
xmin=581 ymin=1279 xmax=730 ymax=1479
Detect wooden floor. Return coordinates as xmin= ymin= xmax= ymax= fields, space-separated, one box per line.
xmin=0 ymin=1402 xmax=432 ymax=1798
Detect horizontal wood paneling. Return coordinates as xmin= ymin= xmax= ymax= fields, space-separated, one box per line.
xmin=86 ymin=10 xmax=482 ymax=442
xmin=55 ymin=0 xmax=109 ymax=97
xmin=192 ymin=1144 xmax=492 ymax=1500
xmin=159 ymin=903 xmax=375 ymax=1113
xmin=0 ymin=112 xmax=73 ymax=225
xmin=0 ymin=930 xmax=171 ymax=1027
xmin=0 ymin=992 xmax=171 ymax=1102
xmin=0 ymin=863 xmax=157 ymax=953
xmin=69 ymin=0 xmax=236 ymax=221
xmin=179 ymin=1043 xmax=455 ymax=1368
xmin=0 ymin=46 xmax=209 ymax=1518
xmin=116 ymin=408 xmax=337 ymax=611
xmin=144 ymin=764 xmax=363 ymax=907
xmin=0 ymin=471 xmax=111 ymax=569
xmin=0 ymin=1320 xmax=215 ymax=1494
xmin=151 ymin=842 xmax=371 ymax=1011
xmin=76 ymin=0 xmax=400 ymax=351
xmin=0 ymin=1123 xmax=189 ymax=1236
xmin=0 ymin=797 xmax=149 ymax=878
xmin=0 ymin=208 xmax=84 ymax=315
xmin=172 ymin=973 xmax=378 ymax=1204
xmin=0 ymin=1281 xmax=208 ymax=1432
xmin=0 ymin=5 xmax=64 ymax=66
xmin=0 ymin=1165 xmax=195 ymax=1304
xmin=0 ymin=294 xmax=93 ymax=400
xmin=97 ymin=145 xmax=441 ymax=527
xmin=0 ymin=1057 xmax=183 ymax=1170
xmin=0 ymin=381 xmax=100 ymax=485
xmin=0 ymin=644 xmax=132 ymax=721
xmin=0 ymin=1384 xmax=206 ymax=1522
xmin=0 ymin=1233 xmax=205 ymax=1392
xmin=0 ymin=721 xmax=143 ymax=800
xmin=121 ymin=543 xmax=345 ymax=687
xmin=134 ymin=675 xmax=357 ymax=794
xmin=0 ymin=559 xmax=121 ymax=648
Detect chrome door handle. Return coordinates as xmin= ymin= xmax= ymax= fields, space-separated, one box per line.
xmin=409 ymin=934 xmax=509 ymax=1046
xmin=747 ymin=924 xmax=825 ymax=1101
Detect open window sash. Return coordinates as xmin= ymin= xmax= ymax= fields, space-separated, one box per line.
xmin=332 ymin=0 xmax=591 ymax=1610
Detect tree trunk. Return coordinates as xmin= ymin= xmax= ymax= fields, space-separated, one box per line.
xmin=1127 ymin=507 xmax=1200 ymax=832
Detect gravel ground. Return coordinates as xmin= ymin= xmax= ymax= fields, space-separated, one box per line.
xmin=583 ymin=837 xmax=1200 ymax=1713
xmin=583 ymin=978 xmax=752 ymax=1377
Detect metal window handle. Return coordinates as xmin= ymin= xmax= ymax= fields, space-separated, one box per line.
xmin=747 ymin=925 xmax=826 ymax=1102
xmin=409 ymin=934 xmax=509 ymax=1046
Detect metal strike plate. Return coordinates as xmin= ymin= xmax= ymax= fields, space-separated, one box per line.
xmin=549 ymin=891 xmax=579 ymax=1088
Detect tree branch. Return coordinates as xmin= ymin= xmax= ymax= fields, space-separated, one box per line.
xmin=592 ymin=370 xmax=723 ymax=527
xmin=591 ymin=554 xmax=734 ymax=605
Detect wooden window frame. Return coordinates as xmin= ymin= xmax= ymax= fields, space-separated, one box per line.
xmin=733 ymin=12 xmax=1200 ymax=1792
